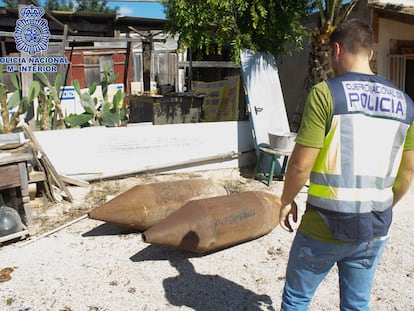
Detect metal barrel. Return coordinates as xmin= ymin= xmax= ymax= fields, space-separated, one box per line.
xmin=142 ymin=191 xmax=281 ymax=253
xmin=88 ymin=179 xmax=227 ymax=231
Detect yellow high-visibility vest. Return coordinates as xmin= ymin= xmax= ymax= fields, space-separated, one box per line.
xmin=308 ymin=73 xmax=414 ymax=215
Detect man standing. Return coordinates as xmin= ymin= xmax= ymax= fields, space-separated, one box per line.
xmin=279 ymin=18 xmax=414 ymax=310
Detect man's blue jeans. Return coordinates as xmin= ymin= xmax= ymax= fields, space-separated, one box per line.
xmin=281 ymin=231 xmax=388 ymax=311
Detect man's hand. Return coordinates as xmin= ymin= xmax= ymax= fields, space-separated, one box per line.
xmin=279 ymin=201 xmax=298 ymax=232
xmin=278 ymin=144 xmax=319 ymax=232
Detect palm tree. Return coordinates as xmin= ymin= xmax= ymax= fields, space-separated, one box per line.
xmin=305 ymin=0 xmax=358 ymax=92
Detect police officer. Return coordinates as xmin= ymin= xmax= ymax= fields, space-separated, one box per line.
xmin=279 ymin=18 xmax=414 ymax=310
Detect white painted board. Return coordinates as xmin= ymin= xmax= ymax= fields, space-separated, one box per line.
xmin=32 ymin=121 xmax=255 ymax=180
xmin=240 ymin=49 xmax=290 ymax=147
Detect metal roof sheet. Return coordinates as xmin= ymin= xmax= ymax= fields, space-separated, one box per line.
xmin=368 ymin=0 xmax=414 ymax=15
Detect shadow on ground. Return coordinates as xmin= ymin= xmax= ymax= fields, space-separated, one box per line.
xmin=82 ymin=222 xmax=139 ymax=236
xmin=130 ymin=245 xmax=275 ymax=311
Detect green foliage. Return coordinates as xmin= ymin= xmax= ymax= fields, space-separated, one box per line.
xmin=305 ymin=0 xmax=359 ymax=91
xmin=44 ymin=0 xmax=74 ymax=11
xmin=4 ymin=0 xmax=117 ymax=13
xmin=2 ymin=0 xmax=18 ymax=8
xmin=0 ymin=65 xmax=40 ymax=134
xmin=316 ymin=0 xmax=358 ymax=28
xmin=163 ymin=0 xmax=310 ymax=62
xmin=6 ymin=297 xmax=14 ymax=306
xmin=100 ymin=89 xmax=126 ymax=127
xmin=34 ymin=72 xmax=66 ymax=130
xmin=64 ymin=111 xmax=94 ymax=127
xmin=75 ymin=0 xmax=118 ymax=13
xmin=101 ymin=65 xmax=119 ymax=100
xmin=65 ymin=66 xmax=127 ymax=128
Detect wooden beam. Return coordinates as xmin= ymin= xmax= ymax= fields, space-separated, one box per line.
xmin=0 ymin=31 xmax=166 ymax=44
xmin=21 ymin=124 xmax=74 ymax=202
xmin=179 ymin=61 xmax=239 ymax=68
xmin=60 ymin=175 xmax=90 ymax=188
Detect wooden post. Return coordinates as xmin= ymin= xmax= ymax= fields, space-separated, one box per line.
xmin=18 ymin=0 xmax=34 ymax=126
xmin=17 ymin=0 xmax=32 ymax=98
xmin=142 ymin=41 xmax=151 ymax=92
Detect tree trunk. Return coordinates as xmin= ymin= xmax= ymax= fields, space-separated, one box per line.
xmin=305 ymin=26 xmax=334 ymax=92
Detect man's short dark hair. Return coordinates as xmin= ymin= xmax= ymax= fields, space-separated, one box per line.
xmin=330 ymin=18 xmax=373 ymax=55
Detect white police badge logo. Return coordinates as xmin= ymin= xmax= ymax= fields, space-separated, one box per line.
xmin=14 ymin=5 xmax=50 ymax=56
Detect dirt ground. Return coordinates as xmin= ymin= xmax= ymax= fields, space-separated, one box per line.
xmin=0 ymin=167 xmax=413 ymax=311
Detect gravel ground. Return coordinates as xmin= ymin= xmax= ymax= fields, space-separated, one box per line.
xmin=0 ymin=168 xmax=413 ymax=311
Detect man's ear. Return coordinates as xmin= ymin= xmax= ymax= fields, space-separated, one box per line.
xmin=369 ymin=49 xmax=374 ymax=61
xmin=333 ymin=42 xmax=342 ymax=58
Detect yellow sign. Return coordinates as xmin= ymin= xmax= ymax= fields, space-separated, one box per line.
xmin=193 ymin=75 xmax=240 ymax=122
xmin=218 ymin=75 xmax=240 ymax=121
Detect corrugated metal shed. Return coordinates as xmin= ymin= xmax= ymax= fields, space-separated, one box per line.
xmin=368 ymin=0 xmax=414 ymax=16
xmin=0 ymin=6 xmax=166 ymax=37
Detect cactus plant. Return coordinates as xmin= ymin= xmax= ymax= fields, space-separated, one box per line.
xmin=65 ymin=65 xmax=127 ymax=128
xmin=0 ymin=65 xmax=40 ymax=134
xmin=34 ymin=72 xmax=68 ymax=130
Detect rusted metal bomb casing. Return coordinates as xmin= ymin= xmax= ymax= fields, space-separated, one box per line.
xmin=142 ymin=191 xmax=281 ymax=253
xmin=88 ymin=179 xmax=227 ymax=231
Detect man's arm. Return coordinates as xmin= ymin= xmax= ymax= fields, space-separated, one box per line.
xmin=279 ymin=143 xmax=320 ymax=232
xmin=392 ymin=149 xmax=414 ymax=206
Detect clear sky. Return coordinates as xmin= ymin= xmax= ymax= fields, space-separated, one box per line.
xmin=107 ymin=1 xmax=166 ymax=19
xmin=0 ymin=1 xmax=166 ymax=19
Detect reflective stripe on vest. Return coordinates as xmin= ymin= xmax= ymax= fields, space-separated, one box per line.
xmin=308 ymin=112 xmax=409 ymax=213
